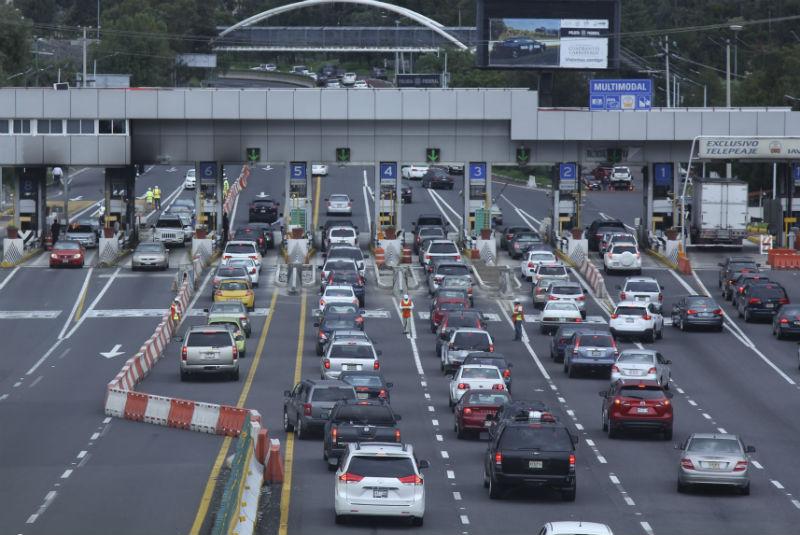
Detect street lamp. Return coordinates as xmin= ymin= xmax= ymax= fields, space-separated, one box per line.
xmin=726 ymin=24 xmax=743 ymax=178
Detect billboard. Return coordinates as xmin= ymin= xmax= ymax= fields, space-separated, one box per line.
xmin=477 ymin=0 xmax=620 ymax=70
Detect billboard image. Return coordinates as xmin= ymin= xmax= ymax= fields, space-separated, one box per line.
xmin=488 ymin=18 xmax=609 ymax=68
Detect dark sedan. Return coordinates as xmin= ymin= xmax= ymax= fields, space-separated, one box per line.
xmin=492 ymin=37 xmax=546 ymax=59
xmin=421 ymin=167 xmax=454 ymax=190
xmin=314 ymin=312 xmax=363 ymax=356
xmin=500 ymin=226 xmax=533 ymax=250
xmin=339 ymin=371 xmax=393 ymax=402
xmin=235 ymin=223 xmax=273 ymax=253
xmin=453 ymin=389 xmax=511 ymax=439
xmin=248 ymin=198 xmax=280 ymax=223
xmin=507 ymin=231 xmax=543 ymax=259
xmin=401 ymin=185 xmax=412 ymax=203
xmin=550 ymin=325 xmax=609 ymax=363
xmin=671 ymin=295 xmax=724 ymax=331
xmin=718 ymin=257 xmax=759 ymax=297
xmin=772 ymin=304 xmax=800 ymax=339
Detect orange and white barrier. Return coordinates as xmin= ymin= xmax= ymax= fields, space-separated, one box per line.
xmin=223 ymin=165 xmax=250 ymax=216
xmin=579 ymin=259 xmax=610 ymax=301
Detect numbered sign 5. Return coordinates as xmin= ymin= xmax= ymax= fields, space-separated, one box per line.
xmin=290 ymin=162 xmax=307 ymax=180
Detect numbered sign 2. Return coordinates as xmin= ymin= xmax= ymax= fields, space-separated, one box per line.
xmin=559 ymin=163 xmax=577 ymax=180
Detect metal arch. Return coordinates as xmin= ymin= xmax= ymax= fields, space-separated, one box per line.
xmin=217 ymin=0 xmax=467 ymax=50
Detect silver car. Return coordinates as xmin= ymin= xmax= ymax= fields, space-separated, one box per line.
xmin=132 ymin=242 xmax=169 ymax=271
xmin=326 ymin=194 xmax=352 ymax=216
xmin=610 ymin=349 xmax=671 ymax=388
xmin=544 ymin=281 xmax=587 ymax=317
xmin=533 ymin=277 xmax=567 ymax=308
xmin=618 ymin=276 xmax=663 ymax=303
xmin=179 ymin=325 xmax=239 ymax=381
xmin=677 ymin=433 xmax=755 ymax=495
xmin=321 ymin=339 xmax=381 ymax=379
xmin=66 ymin=220 xmax=98 ymax=248
xmin=440 ymin=328 xmax=494 ymax=374
xmin=539 ymin=301 xmax=583 ymax=335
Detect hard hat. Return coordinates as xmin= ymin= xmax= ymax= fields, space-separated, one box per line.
xmin=403 ymin=294 xmax=409 ymax=300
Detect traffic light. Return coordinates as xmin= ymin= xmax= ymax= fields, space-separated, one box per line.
xmin=336 ymin=147 xmax=350 ymax=163
xmin=426 ymin=148 xmax=441 ymax=164
xmin=516 ymin=146 xmax=530 ymax=166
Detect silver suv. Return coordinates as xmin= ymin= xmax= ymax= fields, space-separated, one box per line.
xmin=440 ymin=328 xmax=494 ymax=374
xmin=154 ymin=214 xmax=186 ymax=246
xmin=321 ymin=339 xmax=381 ymax=379
xmin=618 ymin=276 xmax=663 ymax=304
xmin=180 ymin=325 xmax=239 ymax=381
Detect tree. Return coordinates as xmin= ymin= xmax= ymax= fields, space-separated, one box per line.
xmin=0 ymin=5 xmax=34 ymax=85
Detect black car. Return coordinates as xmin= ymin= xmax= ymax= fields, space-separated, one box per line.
xmin=401 ymin=185 xmax=412 ymax=203
xmin=242 ymin=222 xmax=275 ymax=249
xmin=507 ymin=231 xmax=543 ymax=259
xmin=500 ymin=226 xmax=533 ymax=251
xmin=314 ymin=312 xmax=364 ymax=355
xmin=421 ymin=167 xmax=454 ymax=190
xmin=492 ymin=37 xmax=546 ymax=59
xmin=772 ymin=304 xmax=800 ymax=339
xmin=728 ymin=272 xmax=771 ymax=304
xmin=671 ymin=295 xmax=724 ymax=331
xmin=463 ymin=352 xmax=513 ymax=390
xmin=325 ymin=270 xmax=366 ymax=307
xmin=483 ymin=412 xmax=577 ymax=501
xmin=737 ymin=282 xmax=789 ymax=322
xmin=448 ymin=164 xmax=465 ymax=176
xmin=486 ymin=400 xmax=556 ymax=438
xmin=249 ymin=198 xmax=280 ymax=223
xmin=323 ymin=399 xmax=401 ymax=469
xmin=549 ymin=325 xmax=609 ymax=363
xmin=718 ymin=257 xmax=760 ymax=294
xmin=587 ymin=219 xmax=627 ymax=251
xmin=234 ymin=225 xmax=270 ymax=255
xmin=339 ymin=371 xmax=393 ymax=402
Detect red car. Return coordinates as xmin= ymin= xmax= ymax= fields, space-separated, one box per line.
xmin=430 ymin=295 xmax=470 ymax=333
xmin=600 ymin=380 xmax=673 ymax=440
xmin=49 ymin=240 xmax=85 ymax=268
xmin=454 ymin=389 xmax=511 ymax=439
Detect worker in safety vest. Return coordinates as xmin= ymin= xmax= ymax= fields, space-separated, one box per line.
xmin=170 ymin=298 xmax=181 ymax=323
xmin=400 ymin=294 xmax=414 ymax=335
xmin=153 ymin=185 xmax=161 ymax=209
xmin=512 ymin=300 xmax=525 ymax=341
xmin=223 ymin=177 xmax=230 ymax=199
xmin=145 ymin=187 xmax=154 ymax=208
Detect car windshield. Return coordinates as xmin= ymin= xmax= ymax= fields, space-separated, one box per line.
xmin=551 ymin=286 xmax=581 ymax=295
xmin=331 ymin=229 xmax=355 ymax=237
xmin=577 ymin=334 xmax=614 ymax=348
xmin=227 ymin=259 xmax=254 ymax=268
xmin=685 ymin=297 xmax=714 ymax=307
xmin=538 ymin=266 xmax=566 ymax=276
xmin=329 ymin=249 xmax=363 ymax=261
xmin=330 ymin=195 xmax=349 ymax=202
xmin=210 ymin=321 xmax=240 ymax=332
xmin=430 ymin=243 xmax=458 ymax=254
xmin=687 ymin=438 xmax=742 ymax=454
xmin=499 ymin=426 xmax=573 ymax=451
xmin=54 ymin=241 xmax=80 ymax=250
xmin=619 ymin=386 xmax=666 ymax=399
xmin=439 ymin=302 xmax=466 ymax=311
xmin=419 ymin=228 xmax=444 ymax=238
xmin=453 ymin=332 xmax=490 ymax=350
xmin=447 ymin=314 xmax=480 ymax=328
xmin=186 ymin=332 xmax=231 ymax=347
xmin=546 ymin=303 xmax=577 ymax=311
xmin=729 ymin=262 xmax=757 ymax=272
xmin=221 ymin=281 xmax=248 ymax=291
xmin=253 ymin=200 xmax=274 ymax=207
xmin=331 ymin=273 xmax=359 ymax=284
xmin=612 ymin=245 xmax=638 ymax=254
xmin=626 ymin=282 xmax=660 ymax=292
xmin=615 ymin=306 xmax=646 ymax=316
xmin=516 ymin=234 xmax=540 ymax=242
xmin=779 ymin=306 xmax=800 ymax=316
xmin=226 ymin=244 xmax=255 ymax=254
xmin=323 ymin=319 xmax=356 ymax=330
xmin=437 ymin=290 xmax=467 ymax=300
xmin=461 ymin=367 xmax=501 ymax=380
xmin=464 ymin=357 xmax=506 ymax=368
xmin=210 ymin=303 xmax=245 ymax=314
xmin=156 ymin=218 xmax=183 ymax=228
xmin=334 ymin=405 xmax=394 ymax=424
xmin=326 ymin=288 xmax=353 ymax=297
xmin=441 ymin=278 xmax=469 ymax=288
xmin=753 ymin=285 xmax=787 ymax=299
xmin=617 ymin=353 xmax=655 ymax=364
xmin=325 ymin=261 xmax=356 ymax=271
xmin=329 ymin=344 xmax=374 ymax=359
xmin=341 ymin=375 xmax=383 ymax=387
xmin=437 ymin=265 xmax=468 ymax=276
xmin=326 ymin=304 xmax=358 ymax=314
xmin=530 ymin=253 xmax=555 ymax=262
xmin=137 ymin=244 xmax=163 ymax=252
xmin=417 ymin=217 xmax=443 ymax=227
xmin=311 ymin=387 xmax=355 ymax=402
xmin=68 ymin=224 xmax=93 ymax=233
xmin=465 ymin=392 xmax=510 ymax=405
xmin=218 ymin=267 xmax=247 ymax=277
xmin=347 ymin=456 xmax=415 ymax=478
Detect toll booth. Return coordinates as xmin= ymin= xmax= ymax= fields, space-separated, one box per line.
xmin=552 ymin=163 xmax=580 ymax=237
xmin=195 ymin=161 xmax=223 ymax=235
xmin=286 ymin=162 xmax=311 ymax=234
xmin=374 ymin=162 xmax=400 ymax=239
xmin=463 ymin=162 xmax=492 ymax=238
xmin=645 ymin=163 xmax=676 ymax=235
xmin=105 ymin=166 xmax=136 ymax=237
xmin=15 ymin=167 xmax=46 ymax=234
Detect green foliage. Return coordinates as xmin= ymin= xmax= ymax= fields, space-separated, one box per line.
xmin=0 ymin=5 xmax=33 ymax=85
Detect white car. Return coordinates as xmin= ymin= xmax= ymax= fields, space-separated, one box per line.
xmin=312 ymin=163 xmax=329 ymax=176
xmin=544 ymin=281 xmax=586 ymax=317
xmin=320 ymin=284 xmax=359 ymax=309
xmin=326 ymin=194 xmax=352 ymax=216
xmin=223 ymin=257 xmax=260 ymax=286
xmin=327 ymin=226 xmax=358 ymax=247
xmin=183 ymin=168 xmax=196 ymax=189
xmin=222 ymin=240 xmax=262 ymax=269
xmin=334 ymin=442 xmax=427 ymax=526
xmin=421 ymin=240 xmax=461 ymax=269
xmin=609 ymin=300 xmax=664 ymax=343
xmin=603 ymin=243 xmax=642 ymax=275
xmin=448 ymin=364 xmax=505 ymax=407
xmin=326 ymin=80 xmax=341 ymax=88
xmin=538 ymin=521 xmax=614 ymax=535
xmin=341 ymin=72 xmax=357 ymax=85
xmin=520 ymin=250 xmax=557 ymax=280
xmin=618 ymin=276 xmax=663 ymax=303
xmin=353 ymin=80 xmax=368 ymax=88
xmin=533 ymin=263 xmax=569 ymax=286
xmin=610 ymin=349 xmax=671 ymax=388
xmin=322 ymin=338 xmax=380 ymax=379
xmin=401 ymin=164 xmax=429 ymax=180
xmin=540 ymin=301 xmax=583 ymax=334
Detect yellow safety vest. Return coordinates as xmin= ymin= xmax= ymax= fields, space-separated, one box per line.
xmin=153 ymin=187 xmax=161 ymax=199
xmin=146 ymin=190 xmax=153 ymax=201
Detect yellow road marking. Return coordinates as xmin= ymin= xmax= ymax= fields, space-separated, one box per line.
xmin=72 ymin=275 xmax=91 ymax=322
xmin=189 ymin=290 xmax=280 ymax=535
xmin=313 ymin=175 xmax=322 ymax=229
xmin=278 ymin=292 xmax=307 ymax=535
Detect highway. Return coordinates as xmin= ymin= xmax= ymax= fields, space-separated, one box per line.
xmin=2 ymin=166 xmax=800 ymax=535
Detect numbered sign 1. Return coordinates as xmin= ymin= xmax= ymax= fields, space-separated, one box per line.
xmin=469 ymin=162 xmax=487 ymax=183
xmin=290 ymin=162 xmax=307 ymax=181
xmin=653 ymin=163 xmax=673 ymax=187
xmin=793 ymin=163 xmax=800 ymax=187
xmin=379 ymin=162 xmax=397 ymax=182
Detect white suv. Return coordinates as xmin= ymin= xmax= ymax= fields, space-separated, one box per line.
xmin=609 ymin=300 xmax=664 ymax=343
xmin=603 ymin=243 xmax=642 ymax=275
xmin=334 ymin=442 xmax=428 ymax=526
xmin=222 ymin=240 xmax=262 ymax=269
xmin=327 ymin=226 xmax=358 ymax=248
xmin=618 ymin=276 xmax=663 ymax=303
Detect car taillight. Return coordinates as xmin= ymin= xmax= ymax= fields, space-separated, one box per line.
xmin=215 ymin=290 xmax=223 ymax=296
xmin=536 ymin=287 xmax=545 ymax=294
xmin=331 ymin=427 xmax=338 ymax=443
xmin=323 ymin=359 xmax=330 ymax=369
xmin=398 ymin=474 xmax=423 ymax=485
xmin=249 ymin=255 xmax=257 ymax=260
xmin=232 ymin=346 xmax=238 ymax=359
xmin=687 ymin=309 xmax=697 ymax=315
xmin=457 ymin=383 xmax=470 ymax=390
xmin=749 ymin=298 xmax=761 ymax=305
xmin=250 ymin=269 xmax=256 ymax=274
xmin=548 ymin=295 xmax=558 ymax=300
xmin=455 ymin=255 xmax=461 ymax=261
xmin=425 ymin=255 xmax=431 ymax=261
xmin=355 ymin=316 xmax=364 ymax=324
xmin=303 ymin=403 xmax=312 ymax=416
xmin=394 ymin=429 xmax=401 ymax=442
xmin=681 ymin=458 xmax=695 ymax=470
xmin=240 ymin=316 xmax=247 ymax=322
xmin=246 ymin=290 xmax=253 ymax=296
xmin=779 ymin=297 xmax=790 ymax=304
xmin=611 ymin=364 xmax=619 ymax=372
xmin=319 ymin=299 xmax=326 ymax=307
xmin=576 ymin=295 xmax=586 ymax=301
xmin=658 ymin=294 xmax=664 ymax=302
xmin=642 ymin=314 xmax=651 ymax=320
xmin=647 ymin=367 xmax=657 ymax=374
xmin=338 ymin=472 xmax=364 ymax=483
xmin=494 ymin=452 xmax=502 ymax=466
xmin=181 ymin=347 xmax=188 ymax=361
xmin=733 ymin=461 xmax=748 ymax=472
xmin=610 ymin=313 xmax=618 ymax=319
xmin=378 ymin=389 xmax=387 ymax=398
xmin=713 ymin=309 xmax=723 ymax=316
xmin=527 ymin=262 xmax=534 ymax=268
xmin=223 ymin=255 xmax=231 ymax=259
xmin=492 ymin=384 xmax=505 ymax=390
xmin=569 ymin=454 xmax=576 ymax=467
xmin=373 ymin=360 xmax=380 ymax=370
xmin=620 ymin=291 xmax=627 ymax=300
xmin=503 ymin=369 xmax=511 ymax=378
xmin=780 ymin=318 xmax=789 ymax=324
xmin=463 ymin=407 xmax=473 ymax=415
xmin=488 ymin=344 xmax=494 ymax=352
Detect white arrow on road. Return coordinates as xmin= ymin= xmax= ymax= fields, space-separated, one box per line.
xmin=257 ymin=191 xmax=270 ymax=198
xmin=70 ymin=195 xmax=83 ymax=201
xmin=99 ymin=344 xmax=124 ymax=359
xmin=262 ymin=165 xmax=273 ymax=171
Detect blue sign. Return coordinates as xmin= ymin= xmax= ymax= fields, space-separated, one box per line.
xmin=21 ymin=179 xmax=34 ymax=193
xmin=654 ymin=163 xmax=673 ymax=187
xmin=198 ymin=161 xmax=217 ymax=181
xmin=379 ymin=162 xmax=397 ymax=184
xmin=590 ymin=79 xmax=652 ymax=111
xmin=469 ymin=162 xmax=487 ymax=183
xmin=559 ymin=163 xmax=578 ymax=191
xmin=289 ymin=162 xmax=307 ymax=181
xmin=793 ymin=163 xmax=800 ymax=187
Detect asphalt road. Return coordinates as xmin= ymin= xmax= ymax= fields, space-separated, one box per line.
xmin=2 ymin=167 xmax=800 ymax=535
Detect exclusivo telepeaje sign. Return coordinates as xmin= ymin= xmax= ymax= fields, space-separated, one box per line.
xmin=698 ymin=138 xmax=800 ymax=159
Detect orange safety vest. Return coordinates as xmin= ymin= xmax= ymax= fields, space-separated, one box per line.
xmin=400 ymin=299 xmax=413 ymax=319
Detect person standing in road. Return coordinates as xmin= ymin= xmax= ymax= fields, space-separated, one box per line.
xmin=153 ymin=185 xmax=161 ymax=210
xmin=52 ymin=166 xmax=63 ymax=187
xmin=223 ymin=177 xmax=230 ymax=199
xmin=222 ymin=210 xmax=230 ymax=245
xmin=400 ymin=294 xmax=414 ymax=335
xmin=145 ymin=187 xmax=154 ymax=209
xmin=51 ymin=216 xmax=61 ymax=244
xmin=513 ymin=300 xmax=525 ymax=341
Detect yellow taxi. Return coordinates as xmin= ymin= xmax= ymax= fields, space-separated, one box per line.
xmin=214 ymin=278 xmax=255 ymax=310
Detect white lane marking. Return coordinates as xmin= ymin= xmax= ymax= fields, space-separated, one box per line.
xmin=453 ymin=491 xmax=461 ymax=500
xmin=13 ymin=381 xmax=21 ymax=388
xmin=90 ymin=432 xmax=100 ymax=441
xmin=557 ymin=396 xmax=566 ymax=404
xmin=144 ymin=183 xmax=184 ymax=222
xmin=0 ymin=310 xmax=63 ymax=319
xmin=675 ymin=387 xmax=685 ymax=394
xmin=44 ymin=490 xmax=57 ymax=502
xmin=687 ymin=399 xmax=697 ymax=406
xmin=585 ymin=439 xmax=596 ymax=447
xmin=575 ymin=423 xmax=584 ymax=431
xmin=60 ymin=469 xmax=72 ymax=479
xmin=640 ymin=521 xmax=654 ymax=535
xmin=392 ymin=297 xmax=423 ymax=375
xmin=566 ymin=409 xmax=575 ymax=417
xmin=597 ymin=456 xmax=607 ymax=464
xmin=362 ymin=174 xmax=373 ymax=240
xmin=609 ymin=475 xmax=620 ymax=484
xmin=435 ymin=434 xmax=443 ymax=442
xmin=57 ymin=267 xmax=93 ymax=340
xmin=421 ymin=381 xmax=427 ymax=387
xmin=751 ymin=460 xmax=763 ymax=469
xmin=717 ymin=427 xmax=727 ymax=434
xmin=0 ymin=266 xmax=20 ymax=292
xmin=426 ymin=188 xmax=460 ymax=231
xmin=496 ymin=301 xmax=551 ymax=381
xmin=77 ymin=451 xmax=87 ymax=459
xmin=702 ymin=413 xmax=712 ymax=420
xmin=792 ymin=499 xmax=800 ymax=509
xmin=424 ymin=393 xmax=431 ymax=399
xmin=624 ymin=496 xmax=636 ymax=506
xmin=499 ymin=194 xmax=542 ymax=226
xmin=460 ymin=515 xmax=470 ymax=525
xmin=27 ymin=514 xmax=39 ymax=524
xmin=447 ymin=470 xmax=455 ymax=479
xmin=62 ymin=267 xmax=121 ymax=340
xmin=441 ymin=451 xmax=449 ymax=459
xmin=427 ymin=406 xmax=434 ymax=412
xmin=0 ymin=394 xmax=8 ymax=402
xmin=69 ymin=200 xmax=103 ymax=223
xmin=431 ymin=419 xmax=439 ymax=426
xmin=428 ymin=188 xmax=463 ymax=222
xmin=772 ymin=480 xmax=785 ymax=489
xmin=102 ymin=417 xmax=111 ymax=424
xmin=29 ymin=376 xmax=43 ymax=388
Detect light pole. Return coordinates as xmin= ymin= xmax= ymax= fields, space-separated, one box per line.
xmin=725 ymin=24 xmax=743 ymax=177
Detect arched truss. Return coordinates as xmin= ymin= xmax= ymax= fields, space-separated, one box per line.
xmin=218 ymin=0 xmax=468 ymax=50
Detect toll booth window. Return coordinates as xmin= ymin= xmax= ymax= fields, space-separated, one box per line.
xmin=469 ymin=185 xmax=485 ymax=200
xmin=0 ymin=120 xmax=8 ymax=134
xmin=13 ymin=119 xmax=31 ymax=134
xmin=38 ymin=120 xmax=63 ymax=134
xmin=99 ymin=120 xmax=127 ymax=134
xmin=290 ymin=183 xmax=308 ymax=198
xmin=67 ymin=120 xmax=95 ymax=134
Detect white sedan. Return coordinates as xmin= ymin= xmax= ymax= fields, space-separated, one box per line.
xmin=603 ymin=243 xmax=642 ymax=275
xmin=223 ymin=257 xmax=260 ymax=287
xmin=183 ymin=168 xmax=196 ymax=189
xmin=312 ymin=163 xmax=328 ymax=176
xmin=539 ymin=301 xmax=583 ymax=335
xmin=448 ymin=364 xmax=505 ymax=407
xmin=401 ymin=164 xmax=429 ymax=180
xmin=520 ymin=250 xmax=557 ymax=280
xmin=319 ymin=285 xmax=360 ymax=309
xmin=610 ymin=349 xmax=671 ymax=388
xmin=326 ymin=194 xmax=352 ymax=216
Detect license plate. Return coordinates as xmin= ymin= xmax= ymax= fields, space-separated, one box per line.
xmin=528 ymin=460 xmax=543 ymax=469
xmin=765 ymin=303 xmax=775 ymax=309
xmin=322 ymin=410 xmax=331 ymax=418
xmin=203 ymin=352 xmax=217 ymax=360
xmin=698 ymin=312 xmax=712 ymax=317
xmin=62 ymin=259 xmax=69 ymax=264
xmin=484 ymin=420 xmax=492 ymax=427
xmin=637 ymin=407 xmax=649 ymax=414
xmin=345 ymin=365 xmax=358 ymax=370
xmin=592 ymin=350 xmax=601 ymax=356
xmin=625 ymin=318 xmax=635 ymax=323
xmin=629 ymin=369 xmax=644 ymax=376
xmin=373 ymin=488 xmax=388 ymax=499
xmin=706 ymin=461 xmax=720 ymax=469
xmin=356 ymin=393 xmax=369 ymax=400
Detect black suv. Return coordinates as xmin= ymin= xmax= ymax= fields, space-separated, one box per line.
xmin=249 ymin=198 xmax=280 ymax=223
xmin=421 ymin=167 xmax=454 ymax=190
xmin=718 ymin=257 xmax=759 ymax=296
xmin=486 ymin=400 xmax=556 ymax=438
xmin=587 ymin=219 xmax=627 ymax=251
xmin=283 ymin=379 xmax=356 ymax=439
xmin=728 ymin=273 xmax=770 ymax=303
xmin=323 ymin=399 xmax=402 ymax=469
xmin=484 ymin=412 xmax=577 ymax=500
xmin=737 ymin=282 xmax=789 ymax=322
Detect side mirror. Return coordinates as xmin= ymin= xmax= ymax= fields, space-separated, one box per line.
xmin=376 ymin=350 xmax=383 ymax=356
xmin=319 ymin=226 xmax=325 ymax=231
xmin=174 ymin=335 xmax=184 ymax=343
xmin=507 ymin=362 xmax=514 ymax=368
xmin=745 ymin=445 xmax=756 ymax=453
xmin=313 ymin=322 xmax=319 ymax=327
xmin=756 ymin=263 xmax=761 ymax=267
xmin=324 ymin=198 xmax=329 ymax=202
xmin=673 ymin=442 xmax=682 ymax=450
xmin=571 ymin=434 xmax=579 ymax=447
xmin=276 ymin=202 xmax=281 ymax=206
xmin=666 ymin=392 xmax=674 ymax=399
xmin=417 ymin=459 xmax=430 ymax=470
xmin=359 ymin=308 xmax=366 ymax=315
xmin=283 ymin=390 xmax=291 ymax=397
xmin=449 ymin=343 xmax=455 ymax=349
xmin=395 ymin=415 xmax=402 ymax=421
xmin=386 ymin=382 xmax=394 ymax=388
xmin=278 ymin=212 xmax=283 ymax=217
xmin=660 ymin=285 xmax=665 ymax=290
xmin=598 ymin=390 xmax=607 ymax=398
xmin=664 ymin=359 xmax=672 ymax=365
xmin=718 ymin=262 xmax=724 ymax=267
xmin=615 ymin=285 xmax=622 ymax=290
xmin=202 ymin=308 xmax=209 ymax=313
